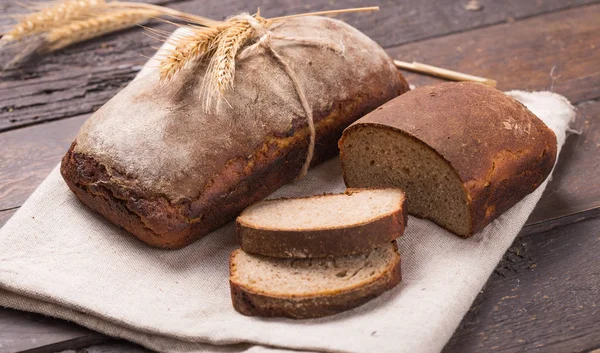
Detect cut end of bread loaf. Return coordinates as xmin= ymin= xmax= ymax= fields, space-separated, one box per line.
xmin=341 ymin=128 xmax=472 ymax=236
xmin=237 ymin=188 xmax=407 ymax=257
xmin=230 ymin=242 xmax=401 ymax=319
xmin=340 ymin=83 xmax=557 ymax=237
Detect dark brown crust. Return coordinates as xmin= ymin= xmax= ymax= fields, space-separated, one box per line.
xmin=236 ymin=188 xmax=407 ymax=258
xmin=339 ymin=82 xmax=558 ymax=237
xmin=229 ymin=243 xmax=402 ymax=319
xmin=61 ymin=72 xmax=409 ymax=249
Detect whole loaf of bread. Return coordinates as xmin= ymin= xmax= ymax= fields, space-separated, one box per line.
xmin=61 ymin=16 xmax=409 ymax=249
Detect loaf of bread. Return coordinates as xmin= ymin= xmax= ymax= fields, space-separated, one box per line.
xmin=237 ymin=188 xmax=407 ymax=258
xmin=339 ymin=82 xmax=557 ymax=237
xmin=230 ymin=242 xmax=401 ymax=319
xmin=60 ymin=16 xmax=409 ymax=249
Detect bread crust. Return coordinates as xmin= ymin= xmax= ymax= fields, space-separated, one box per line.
xmin=339 ymin=82 xmax=557 ymax=237
xmin=236 ymin=188 xmax=407 ymax=258
xmin=61 ymin=72 xmax=408 ymax=249
xmin=61 ymin=16 xmax=411 ymax=249
xmin=229 ymin=243 xmax=402 ymax=319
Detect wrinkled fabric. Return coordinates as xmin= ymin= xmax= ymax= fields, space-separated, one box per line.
xmin=0 ymin=30 xmax=574 ymax=353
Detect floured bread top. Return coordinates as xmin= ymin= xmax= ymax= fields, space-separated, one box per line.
xmin=230 ymin=243 xmax=399 ymax=296
xmin=238 ymin=189 xmax=405 ymax=230
xmin=74 ymin=16 xmax=399 ymax=202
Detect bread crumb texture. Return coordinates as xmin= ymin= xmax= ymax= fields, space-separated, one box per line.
xmin=240 ymin=189 xmax=405 ymax=230
xmin=231 ymin=244 xmax=399 ymax=297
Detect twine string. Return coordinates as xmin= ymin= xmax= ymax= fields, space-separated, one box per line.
xmin=264 ymin=38 xmax=316 ymax=179
xmin=236 ymin=14 xmax=342 ymax=179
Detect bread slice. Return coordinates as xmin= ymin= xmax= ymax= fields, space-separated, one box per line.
xmin=236 ymin=188 xmax=407 ymax=258
xmin=230 ymin=242 xmax=401 ymax=319
xmin=339 ymin=82 xmax=557 ymax=237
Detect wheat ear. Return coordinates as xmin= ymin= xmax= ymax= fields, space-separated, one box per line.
xmin=159 ymin=26 xmax=221 ymax=81
xmin=44 ymin=8 xmax=160 ymax=52
xmin=209 ymin=20 xmax=256 ymax=93
xmin=2 ymin=0 xmax=106 ymax=42
xmin=269 ymin=6 xmax=379 ymax=21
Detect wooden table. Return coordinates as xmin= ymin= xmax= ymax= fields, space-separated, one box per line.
xmin=1 ymin=0 xmax=599 ymax=352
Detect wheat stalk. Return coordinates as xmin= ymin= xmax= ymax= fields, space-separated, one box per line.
xmin=108 ymin=2 xmax=222 ymax=28
xmin=210 ymin=20 xmax=256 ymax=93
xmin=393 ymin=60 xmax=497 ymax=87
xmin=2 ymin=0 xmax=106 ymax=42
xmin=0 ymin=0 xmax=220 ymax=66
xmin=269 ymin=6 xmax=379 ymax=21
xmin=43 ymin=8 xmax=160 ymax=52
xmin=159 ymin=25 xmax=221 ymax=81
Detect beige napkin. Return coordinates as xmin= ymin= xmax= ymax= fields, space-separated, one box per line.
xmin=0 ymin=31 xmax=575 ymax=353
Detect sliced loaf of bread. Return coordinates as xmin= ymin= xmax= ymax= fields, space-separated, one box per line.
xmin=230 ymin=242 xmax=401 ymax=319
xmin=236 ymin=188 xmax=407 ymax=258
xmin=339 ymin=82 xmax=557 ymax=237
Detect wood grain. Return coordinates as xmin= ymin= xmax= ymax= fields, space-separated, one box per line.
xmin=0 ymin=308 xmax=103 ymax=353
xmin=3 ymin=0 xmax=595 ymax=48
xmin=57 ymin=341 xmax=150 ymax=353
xmin=0 ymin=114 xmax=89 ymax=210
xmin=390 ymin=4 xmax=600 ymax=104
xmin=444 ymin=216 xmax=600 ymax=353
xmin=0 ymin=66 xmax=138 ymax=132
xmin=0 ymin=208 xmax=17 ymax=228
xmin=1 ymin=0 xmax=598 ymax=131
xmin=524 ymin=100 xmax=600 ymax=233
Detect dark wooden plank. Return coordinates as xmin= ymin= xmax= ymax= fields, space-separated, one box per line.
xmin=522 ymin=206 xmax=600 ymax=237
xmin=155 ymin=0 xmax=600 ymax=49
xmin=0 ymin=66 xmax=139 ymax=132
xmin=0 ymin=308 xmax=103 ymax=353
xmin=0 ymin=114 xmax=88 ymax=210
xmin=0 ymin=208 xmax=17 ymax=227
xmin=3 ymin=0 xmax=597 ymax=39
xmin=444 ymin=216 xmax=600 ymax=353
xmin=1 ymin=0 xmax=598 ymax=131
xmin=390 ymin=3 xmax=600 ymax=104
xmin=20 ymin=335 xmax=109 ymax=353
xmin=56 ymin=341 xmax=151 ymax=353
xmin=524 ymin=100 xmax=600 ymax=233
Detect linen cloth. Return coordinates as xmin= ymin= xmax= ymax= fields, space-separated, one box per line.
xmin=0 ymin=32 xmax=575 ymax=353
